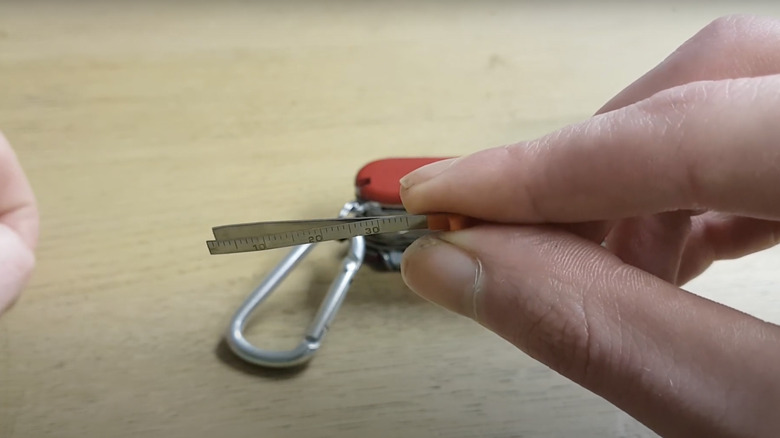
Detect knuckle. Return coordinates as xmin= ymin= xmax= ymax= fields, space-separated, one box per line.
xmin=639 ymin=81 xmax=709 ymax=115
xmin=669 ymin=15 xmax=780 ymax=78
xmin=629 ymin=82 xmax=709 ymax=208
xmin=517 ymin=291 xmax=589 ymax=374
xmin=0 ymin=227 xmax=36 ymax=312
xmin=519 ymin=286 xmax=597 ymax=382
xmin=697 ymin=15 xmax=764 ymax=46
xmin=695 ymin=14 xmax=780 ymax=57
xmin=489 ymin=231 xmax=648 ymax=389
xmin=516 ymin=243 xmax=613 ymax=382
xmin=700 ymin=15 xmax=748 ymax=39
xmin=11 ymin=243 xmax=36 ymax=280
xmin=503 ymin=142 xmax=548 ymax=222
xmin=527 ymin=254 xmax=650 ymax=387
xmin=631 ymin=74 xmax=774 ymax=209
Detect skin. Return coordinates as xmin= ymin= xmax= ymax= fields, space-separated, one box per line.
xmin=400 ymin=15 xmax=780 ymax=438
xmin=0 ymin=131 xmax=38 ymax=314
xmin=0 ymin=12 xmax=777 ymax=437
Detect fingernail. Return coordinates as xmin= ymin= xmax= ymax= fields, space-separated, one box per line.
xmin=399 ymin=158 xmax=456 ymax=190
xmin=401 ymin=234 xmax=482 ymax=319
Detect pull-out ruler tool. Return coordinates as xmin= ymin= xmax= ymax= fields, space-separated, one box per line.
xmin=206 ymin=213 xmax=472 ymax=255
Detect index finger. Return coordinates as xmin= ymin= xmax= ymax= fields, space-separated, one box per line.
xmin=400 ymin=75 xmax=780 ymax=223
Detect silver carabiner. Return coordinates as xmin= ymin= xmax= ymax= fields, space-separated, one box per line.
xmin=225 ymin=201 xmax=366 ymax=368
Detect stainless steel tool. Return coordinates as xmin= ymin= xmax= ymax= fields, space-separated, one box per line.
xmin=207 ymin=157 xmax=472 ymax=368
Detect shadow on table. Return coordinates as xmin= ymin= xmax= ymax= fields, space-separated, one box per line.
xmin=213 ymin=338 xmax=309 ymax=379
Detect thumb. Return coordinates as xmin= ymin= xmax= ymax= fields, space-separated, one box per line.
xmin=401 ymin=225 xmax=780 ymax=438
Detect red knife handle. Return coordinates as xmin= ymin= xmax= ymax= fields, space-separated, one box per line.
xmin=354 ymin=157 xmax=452 ymax=206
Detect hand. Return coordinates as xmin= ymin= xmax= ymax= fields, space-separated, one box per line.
xmin=0 ymin=132 xmax=39 ymax=315
xmin=400 ymin=15 xmax=780 ymax=438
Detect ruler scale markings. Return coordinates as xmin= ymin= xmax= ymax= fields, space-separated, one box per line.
xmin=206 ymin=214 xmax=445 ymax=255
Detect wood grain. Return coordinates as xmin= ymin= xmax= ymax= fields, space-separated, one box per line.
xmin=1 ymin=1 xmax=779 ymax=437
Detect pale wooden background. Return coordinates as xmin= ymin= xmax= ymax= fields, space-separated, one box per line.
xmin=1 ymin=1 xmax=779 ymax=437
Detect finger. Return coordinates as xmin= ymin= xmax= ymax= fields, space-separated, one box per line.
xmin=0 ymin=224 xmax=35 ymax=313
xmin=532 ymin=15 xmax=780 ymax=248
xmin=0 ymin=132 xmax=38 ymax=249
xmin=598 ymin=15 xmax=780 ymax=114
xmin=401 ymin=226 xmax=780 ymax=437
xmin=583 ymin=15 xmax=780 ymax=248
xmin=676 ymin=214 xmax=780 ymax=285
xmin=555 ymin=221 xmax=611 ymax=244
xmin=604 ymin=211 xmax=692 ymax=282
xmin=400 ymin=74 xmax=780 ymax=223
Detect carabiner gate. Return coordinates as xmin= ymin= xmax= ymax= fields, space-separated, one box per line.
xmin=224 ymin=201 xmax=366 ymax=368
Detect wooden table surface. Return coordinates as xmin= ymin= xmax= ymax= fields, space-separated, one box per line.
xmin=2 ymin=2 xmax=779 ymax=437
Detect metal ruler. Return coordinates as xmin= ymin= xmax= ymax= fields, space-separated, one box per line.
xmin=206 ymin=214 xmax=435 ymax=255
